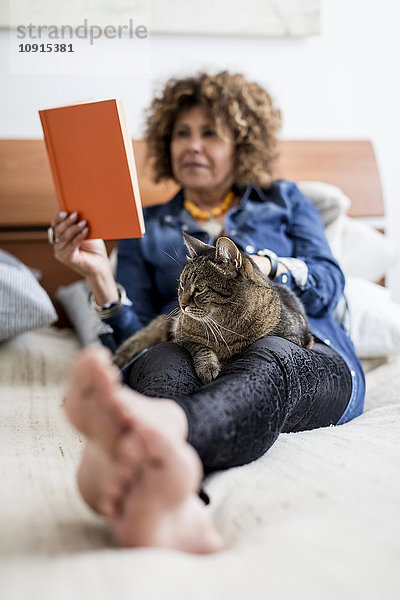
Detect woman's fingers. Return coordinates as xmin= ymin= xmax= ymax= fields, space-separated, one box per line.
xmin=50 ymin=211 xmax=107 ymax=277
xmin=52 ymin=212 xmax=85 ymax=249
xmin=56 ymin=218 xmax=88 ymax=251
xmin=51 ymin=211 xmax=69 ymax=227
xmin=50 ymin=211 xmax=78 ymax=245
xmin=49 ymin=211 xmax=88 ymax=261
xmin=55 ymin=211 xmax=79 ymax=237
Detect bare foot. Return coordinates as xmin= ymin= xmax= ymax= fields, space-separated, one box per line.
xmin=64 ymin=346 xmax=130 ymax=456
xmin=64 ymin=346 xmax=223 ymax=554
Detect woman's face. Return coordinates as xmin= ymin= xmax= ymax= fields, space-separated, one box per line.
xmin=170 ymin=106 xmax=235 ymax=194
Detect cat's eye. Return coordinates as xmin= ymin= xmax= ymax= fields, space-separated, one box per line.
xmin=194 ymin=286 xmax=205 ymax=294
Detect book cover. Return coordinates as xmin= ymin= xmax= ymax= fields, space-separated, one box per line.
xmin=39 ymin=99 xmax=145 ymax=240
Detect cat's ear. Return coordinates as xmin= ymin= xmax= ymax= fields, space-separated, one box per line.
xmin=183 ymin=233 xmax=213 ymax=259
xmin=215 ymin=237 xmax=243 ymax=269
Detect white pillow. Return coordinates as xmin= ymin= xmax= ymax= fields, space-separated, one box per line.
xmin=0 ymin=250 xmax=58 ymax=342
xmin=298 ymin=181 xmax=350 ymax=228
xmin=298 ymin=181 xmax=350 ymax=258
xmin=298 ymin=181 xmax=397 ymax=281
xmin=337 ymin=217 xmax=396 ymax=282
xmin=344 ymin=276 xmax=400 ymax=358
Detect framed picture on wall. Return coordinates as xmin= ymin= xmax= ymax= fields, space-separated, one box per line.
xmin=0 ymin=0 xmax=321 ymax=37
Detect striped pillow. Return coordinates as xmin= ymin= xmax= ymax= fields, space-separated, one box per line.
xmin=0 ymin=250 xmax=57 ymax=342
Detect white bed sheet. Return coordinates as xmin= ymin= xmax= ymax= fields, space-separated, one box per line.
xmin=1 ymin=327 xmax=399 ymax=600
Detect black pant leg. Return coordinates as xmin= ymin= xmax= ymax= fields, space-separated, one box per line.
xmin=125 ymin=337 xmax=352 ymax=473
xmin=175 ymin=336 xmax=352 ymax=471
xmin=127 ymin=341 xmax=202 ymax=398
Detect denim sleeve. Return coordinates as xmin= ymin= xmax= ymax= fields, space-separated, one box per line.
xmin=286 ymin=183 xmax=345 ymax=316
xmin=102 ymin=238 xmax=161 ymax=346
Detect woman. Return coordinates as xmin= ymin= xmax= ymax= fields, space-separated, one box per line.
xmin=52 ymin=72 xmax=365 ymax=554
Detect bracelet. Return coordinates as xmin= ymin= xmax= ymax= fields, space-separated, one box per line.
xmin=89 ymin=283 xmax=127 ymax=319
xmin=256 ymin=249 xmax=278 ymax=279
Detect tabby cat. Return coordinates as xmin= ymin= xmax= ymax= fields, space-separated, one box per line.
xmin=113 ymin=234 xmax=314 ymax=383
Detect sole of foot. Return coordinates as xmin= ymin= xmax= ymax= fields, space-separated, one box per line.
xmin=65 ymin=346 xmax=223 ymax=554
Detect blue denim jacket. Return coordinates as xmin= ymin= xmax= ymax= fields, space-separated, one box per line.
xmin=105 ymin=180 xmax=365 ymax=425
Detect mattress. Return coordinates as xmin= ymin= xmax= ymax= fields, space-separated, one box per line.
xmin=1 ymin=327 xmax=399 ymax=600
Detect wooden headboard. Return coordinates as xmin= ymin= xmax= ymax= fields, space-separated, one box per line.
xmin=0 ymin=139 xmax=384 ymax=324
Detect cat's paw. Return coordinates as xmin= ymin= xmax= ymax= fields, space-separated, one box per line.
xmin=304 ymin=332 xmax=314 ymax=349
xmin=112 ymin=340 xmax=143 ymax=369
xmin=195 ymin=359 xmax=221 ymax=384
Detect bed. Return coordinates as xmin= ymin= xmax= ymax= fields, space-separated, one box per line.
xmin=1 ymin=140 xmax=400 ymax=600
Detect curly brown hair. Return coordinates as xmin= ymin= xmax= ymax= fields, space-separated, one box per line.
xmin=144 ymin=71 xmax=282 ymax=188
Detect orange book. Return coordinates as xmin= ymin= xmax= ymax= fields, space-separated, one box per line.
xmin=39 ymin=99 xmax=145 ymax=240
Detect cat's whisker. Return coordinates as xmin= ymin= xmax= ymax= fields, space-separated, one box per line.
xmin=203 ymin=318 xmax=219 ymax=347
xmin=207 ymin=323 xmax=219 ymax=347
xmin=159 ymin=306 xmax=180 ymax=326
xmin=212 ymin=323 xmax=229 ymax=350
xmin=208 ymin=317 xmax=245 ymax=338
xmin=205 ymin=316 xmax=232 ymax=350
xmin=204 ymin=316 xmax=229 ymax=349
xmin=163 ymin=249 xmax=184 ymax=268
xmin=171 ymin=243 xmax=185 ymax=266
xmin=174 ymin=318 xmax=183 ymax=344
xmin=200 ymin=320 xmax=210 ymax=346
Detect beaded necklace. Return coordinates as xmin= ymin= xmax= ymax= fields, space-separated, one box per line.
xmin=183 ymin=191 xmax=235 ymax=238
xmin=183 ymin=190 xmax=235 ymax=220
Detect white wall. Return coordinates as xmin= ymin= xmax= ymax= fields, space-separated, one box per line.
xmin=1 ymin=0 xmax=400 ymax=297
